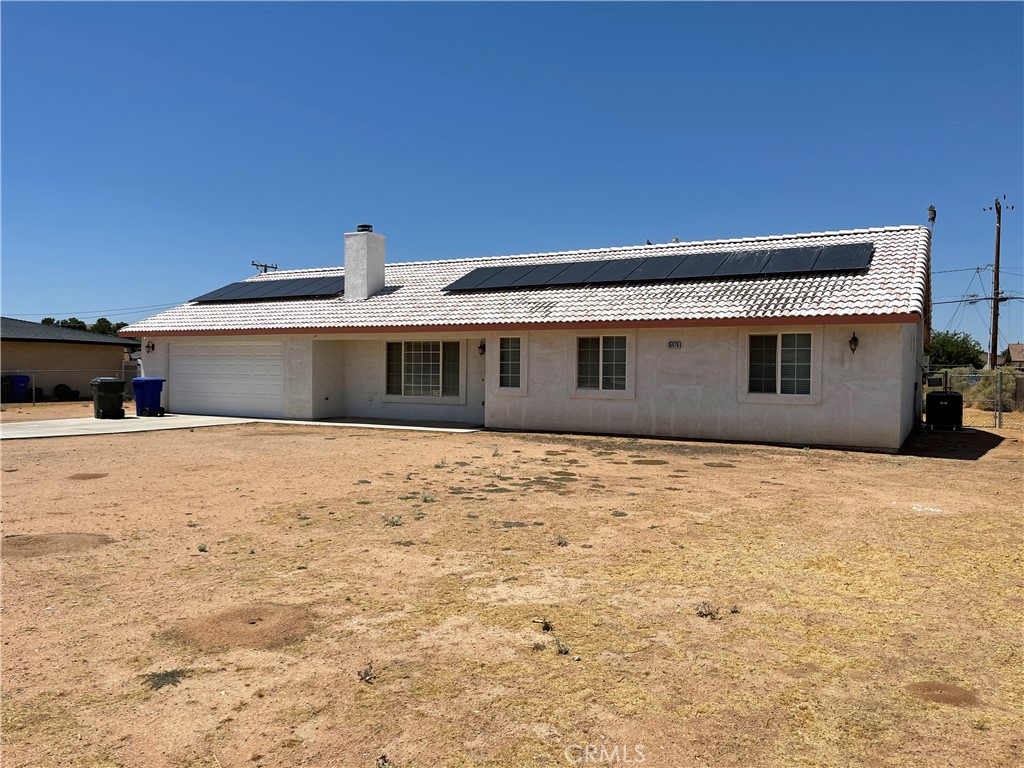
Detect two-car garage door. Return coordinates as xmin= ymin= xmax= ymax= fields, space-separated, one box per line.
xmin=168 ymin=342 xmax=284 ymax=418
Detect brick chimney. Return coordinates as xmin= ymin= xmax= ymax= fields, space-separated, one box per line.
xmin=343 ymin=224 xmax=385 ymax=301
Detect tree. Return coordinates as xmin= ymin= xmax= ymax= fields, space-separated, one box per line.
xmin=41 ymin=317 xmax=55 ymax=325
xmin=90 ymin=317 xmax=114 ymax=336
xmin=55 ymin=317 xmax=88 ymax=331
xmin=926 ymin=331 xmax=984 ymax=368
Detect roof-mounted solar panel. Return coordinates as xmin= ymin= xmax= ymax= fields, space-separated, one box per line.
xmin=713 ymin=250 xmax=772 ymax=277
xmin=442 ymin=266 xmax=507 ymax=292
xmin=544 ymin=260 xmax=605 ymax=285
xmin=442 ymin=240 xmax=875 ymax=293
xmin=667 ymin=252 xmax=730 ymax=280
xmin=192 ymin=276 xmax=346 ymax=303
xmin=475 ymin=265 xmax=540 ymax=290
xmin=762 ymin=247 xmax=822 ymax=274
xmin=583 ymin=257 xmax=649 ymax=284
xmin=812 ymin=242 xmax=874 ymax=272
xmin=629 ymin=255 xmax=687 ymax=281
xmin=509 ymin=262 xmax=572 ymax=287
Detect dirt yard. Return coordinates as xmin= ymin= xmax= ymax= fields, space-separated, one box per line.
xmin=1 ymin=423 xmax=1021 ymax=767
xmin=0 ymin=401 xmax=99 ymax=422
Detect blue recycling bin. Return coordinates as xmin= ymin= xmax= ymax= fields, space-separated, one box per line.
xmin=2 ymin=374 xmax=32 ymax=402
xmin=132 ymin=377 xmax=166 ymax=417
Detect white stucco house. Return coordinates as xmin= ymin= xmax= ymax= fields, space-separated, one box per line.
xmin=122 ymin=223 xmax=931 ymax=451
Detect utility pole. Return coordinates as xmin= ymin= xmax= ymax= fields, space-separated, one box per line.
xmin=252 ymin=260 xmax=278 ymax=274
xmin=990 ymin=198 xmax=1001 ymax=369
xmin=985 ymin=196 xmax=1015 ymax=369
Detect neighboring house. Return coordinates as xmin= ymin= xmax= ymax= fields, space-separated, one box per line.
xmin=1004 ymin=344 xmax=1024 ymax=369
xmin=123 ymin=224 xmax=930 ymax=451
xmin=1 ymin=317 xmax=141 ymax=399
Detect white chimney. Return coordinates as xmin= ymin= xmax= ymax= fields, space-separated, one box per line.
xmin=343 ymin=224 xmax=385 ymax=301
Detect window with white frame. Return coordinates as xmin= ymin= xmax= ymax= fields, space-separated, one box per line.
xmin=499 ymin=337 xmax=521 ymax=388
xmin=577 ymin=336 xmax=627 ymax=391
xmin=748 ymin=333 xmax=811 ymax=394
xmin=385 ymin=341 xmax=460 ymax=397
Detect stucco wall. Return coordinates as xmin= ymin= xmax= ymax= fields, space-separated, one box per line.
xmin=483 ymin=323 xmax=916 ymax=451
xmin=1 ymin=341 xmax=130 ymax=398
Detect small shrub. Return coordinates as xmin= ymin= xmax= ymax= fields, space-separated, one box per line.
xmin=421 ymin=493 xmax=435 ymax=503
xmin=143 ymin=668 xmax=190 ymax=690
xmin=611 ymin=511 xmax=627 ymax=518
xmin=532 ymin=641 xmax=546 ymax=651
xmin=555 ymin=637 xmax=570 ymax=655
xmin=376 ymin=755 xmax=398 ymax=768
xmin=502 ymin=521 xmax=528 ymax=528
xmin=394 ymin=540 xmax=415 ymax=547
xmin=358 ymin=662 xmax=376 ymax=684
xmin=197 ymin=543 xmax=208 ymax=553
xmin=696 ymin=601 xmax=722 ymax=621
xmin=434 ymin=458 xmax=447 ymax=469
xmin=555 ymin=535 xmax=569 ymax=547
xmin=384 ymin=515 xmax=403 ymax=527
xmin=730 ymin=605 xmax=740 ymax=614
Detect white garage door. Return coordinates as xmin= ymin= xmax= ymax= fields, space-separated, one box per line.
xmin=169 ymin=342 xmax=285 ymax=418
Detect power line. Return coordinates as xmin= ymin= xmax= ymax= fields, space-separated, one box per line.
xmin=933 ymin=266 xmax=991 ymax=274
xmin=4 ymin=302 xmax=183 ymax=317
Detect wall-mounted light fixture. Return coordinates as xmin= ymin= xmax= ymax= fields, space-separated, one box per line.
xmin=145 ymin=342 xmax=155 ymax=353
xmin=849 ymin=333 xmax=859 ymax=354
xmin=477 ymin=340 xmax=486 ymax=356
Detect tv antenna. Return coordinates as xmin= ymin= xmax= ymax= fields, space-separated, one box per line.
xmin=252 ymin=260 xmax=278 ymax=274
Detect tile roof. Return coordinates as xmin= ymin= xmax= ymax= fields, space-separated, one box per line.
xmin=2 ymin=316 xmax=142 ymax=347
xmin=123 ymin=225 xmax=930 ymax=334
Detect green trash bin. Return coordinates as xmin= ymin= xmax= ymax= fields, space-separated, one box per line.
xmin=90 ymin=378 xmax=126 ymax=419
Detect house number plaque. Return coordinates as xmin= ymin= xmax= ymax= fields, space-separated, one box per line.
xmin=667 ymin=340 xmax=682 ymax=349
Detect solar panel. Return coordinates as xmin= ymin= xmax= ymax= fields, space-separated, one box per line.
xmin=192 ymin=277 xmax=346 ymax=303
xmin=192 ymin=282 xmax=249 ymax=302
xmin=475 ymin=265 xmax=541 ymax=290
xmin=443 ymin=266 xmax=507 ymax=292
xmin=713 ymin=250 xmax=772 ymax=277
xmin=544 ymin=261 xmax=605 ymax=285
xmin=668 ymin=252 xmax=729 ymax=280
xmin=629 ymin=255 xmax=687 ymax=281
xmin=761 ymin=247 xmax=821 ymax=275
xmin=441 ymin=241 xmax=876 ymax=292
xmin=583 ymin=258 xmax=649 ymax=284
xmin=812 ymin=242 xmax=874 ymax=272
xmin=509 ymin=262 xmax=572 ymax=287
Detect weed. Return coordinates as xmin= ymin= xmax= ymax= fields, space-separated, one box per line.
xmin=197 ymin=543 xmax=208 ymax=552
xmin=555 ymin=637 xmax=570 ymax=655
xmin=434 ymin=458 xmax=447 ymax=468
xmin=357 ymin=500 xmax=372 ymax=505
xmin=502 ymin=521 xmax=528 ymax=528
xmin=398 ymin=493 xmax=418 ymax=500
xmin=358 ymin=662 xmax=376 ymax=684
xmin=492 ymin=447 xmax=502 ymax=457
xmin=696 ymin=601 xmax=722 ymax=620
xmin=384 ymin=515 xmax=403 ymax=527
xmin=357 ymin=479 xmax=372 ymax=484
xmin=611 ymin=511 xmax=627 ymax=518
xmin=394 ymin=540 xmax=415 ymax=547
xmin=532 ymin=642 xmax=546 ymax=651
xmin=186 ymin=522 xmax=199 ymax=528
xmin=730 ymin=605 xmax=740 ymax=614
xmin=556 ymin=535 xmax=569 ymax=547
xmin=532 ymin=521 xmax=545 ymax=526
xmin=143 ymin=668 xmax=190 ymax=690
xmin=421 ymin=493 xmax=436 ymax=503
xmin=466 ymin=513 xmax=480 ymax=519
xmin=297 ymin=513 xmax=311 ymax=520
xmin=376 ymin=755 xmax=398 ymax=768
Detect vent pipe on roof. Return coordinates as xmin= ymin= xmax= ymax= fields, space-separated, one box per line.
xmin=344 ymin=224 xmax=385 ymax=301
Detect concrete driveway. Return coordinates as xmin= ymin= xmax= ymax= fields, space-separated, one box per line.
xmin=0 ymin=414 xmax=481 ymax=440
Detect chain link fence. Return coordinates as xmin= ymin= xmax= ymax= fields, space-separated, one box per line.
xmin=0 ymin=362 xmax=141 ymax=404
xmin=924 ymin=367 xmax=1024 ymax=429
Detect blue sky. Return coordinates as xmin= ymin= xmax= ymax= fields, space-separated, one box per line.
xmin=2 ymin=2 xmax=1022 ymax=348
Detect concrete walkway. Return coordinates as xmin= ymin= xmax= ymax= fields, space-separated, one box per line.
xmin=0 ymin=414 xmax=481 ymax=440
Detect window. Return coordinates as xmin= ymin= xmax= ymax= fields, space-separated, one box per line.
xmin=499 ymin=337 xmax=521 ymax=388
xmin=385 ymin=341 xmax=460 ymax=397
xmin=748 ymin=333 xmax=811 ymax=395
xmin=578 ymin=336 xmax=627 ymax=391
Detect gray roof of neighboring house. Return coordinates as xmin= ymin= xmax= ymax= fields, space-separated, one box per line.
xmin=1 ymin=317 xmax=142 ymax=348
xmin=123 ymin=225 xmax=931 ymax=335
